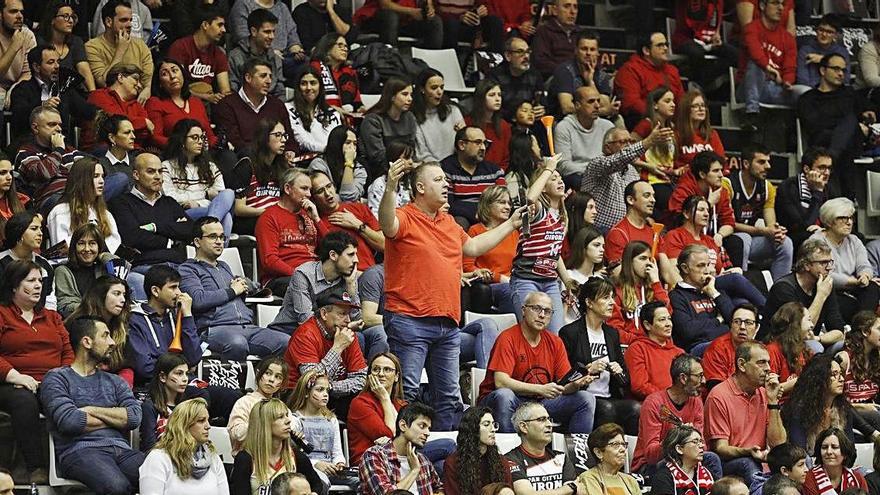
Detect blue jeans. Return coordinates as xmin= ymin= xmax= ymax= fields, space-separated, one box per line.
xmin=723 ymin=456 xmax=764 ymax=487
xmin=733 ymin=232 xmax=794 ymax=282
xmin=127 ymin=271 xmax=146 ymax=301
xmin=738 ymin=60 xmax=794 ymax=113
xmin=509 ymin=276 xmax=565 ymax=334
xmin=386 ymin=313 xmax=463 ymax=431
xmin=459 ymin=318 xmax=502 ymax=369
xmin=716 ymin=272 xmax=766 ymax=307
xmin=185 ymin=189 xmax=235 ymax=240
xmin=357 ymin=325 xmax=390 ymax=360
xmin=103 ymin=172 xmax=131 ymax=202
xmin=204 ymin=323 xmax=291 ymax=361
xmin=480 ymin=387 xmax=596 ymax=434
xmin=60 ymin=445 xmax=144 ymax=495
xmin=491 ymin=282 xmax=516 ymax=314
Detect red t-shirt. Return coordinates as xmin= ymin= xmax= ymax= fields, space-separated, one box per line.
xmin=317 ymin=202 xmax=381 ymax=270
xmin=167 ymin=35 xmax=229 ymax=88
xmin=605 ymin=217 xmax=655 ymax=265
xmin=675 ymin=129 xmax=726 ymax=173
xmin=478 ymin=325 xmax=571 ymax=401
xmin=659 ymin=226 xmax=723 ymax=274
xmin=702 ymin=333 xmax=737 ymax=384
xmin=632 ymin=389 xmax=704 ymax=472
xmin=284 ymin=316 xmax=367 ymax=386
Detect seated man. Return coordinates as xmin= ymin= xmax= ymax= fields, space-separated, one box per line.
xmin=489 ymin=37 xmax=545 ymax=119
xmin=713 ymin=476 xmax=752 ymax=495
xmin=108 ymin=153 xmax=192 ymax=271
xmin=775 ymin=147 xmax=831 ymax=248
xmin=702 ymin=303 xmax=760 ymax=388
xmin=614 ymin=32 xmax=685 ymax=125
xmin=167 ymin=7 xmax=232 ymax=105
xmin=270 ymin=472 xmax=314 ymax=495
xmin=632 ymin=354 xmax=722 ymax=478
xmin=554 ymin=86 xmax=615 ymax=185
xmin=284 ymin=284 xmax=367 ymax=418
xmin=256 ymin=168 xmax=327 ymax=292
xmin=10 ymin=44 xmax=95 ymax=144
xmin=14 ymin=106 xmax=88 ymax=212
xmin=91 ymin=0 xmax=153 ymax=40
xmin=0 ymin=0 xmax=36 ymax=108
xmin=795 ymin=15 xmax=848 ymax=91
xmin=668 ymin=244 xmax=734 ymax=354
xmin=761 ymin=238 xmax=845 ymax=348
xmin=605 ymin=180 xmax=657 ymax=264
xmin=311 ymin=170 xmax=384 ymax=271
xmin=352 ymin=0 xmax=443 ymax=49
xmin=359 ymin=402 xmax=442 ymax=495
xmin=478 ymin=291 xmax=595 ymax=433
xmin=179 ymin=216 xmax=290 ymax=361
xmin=548 ymin=31 xmax=613 ymax=117
xmin=357 ymin=262 xmax=389 ymax=359
xmin=228 ymin=9 xmax=285 ymax=97
xmin=437 ymin=0 xmax=503 ymax=53
xmin=85 ymin=0 xmax=153 ymax=96
xmin=292 ymin=0 xmax=358 ymax=53
xmin=750 ymin=443 xmax=808 ymax=495
xmin=705 ymin=341 xmax=786 ymax=487
xmin=227 ymin=0 xmax=306 ymax=79
xmin=531 ymin=0 xmax=584 ymax=78
xmin=721 ymin=146 xmax=793 ymax=281
xmin=505 ymin=401 xmax=579 ymax=494
xmin=40 ymin=316 xmax=144 ymax=495
xmin=441 ymin=126 xmax=506 ymax=228
xmin=85 ymin=63 xmax=153 ymax=148
xmin=670 ymin=0 xmax=738 ymax=89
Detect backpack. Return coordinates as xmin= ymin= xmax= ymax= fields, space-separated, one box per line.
xmin=350 ymin=43 xmax=430 ymax=93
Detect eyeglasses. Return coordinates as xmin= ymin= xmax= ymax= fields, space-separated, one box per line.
xmin=606 ymin=441 xmax=628 ymax=449
xmin=480 ymin=421 xmax=500 ymax=430
xmin=370 ymin=366 xmax=397 ymax=375
xmin=187 ymin=134 xmax=208 ymax=141
xmin=524 ymin=305 xmax=554 ymax=316
xmin=823 ymin=65 xmax=847 ymax=72
xmin=522 ymin=416 xmax=553 ymax=424
xmin=201 ymin=234 xmax=226 ymax=242
xmin=507 ymin=49 xmax=532 ymax=56
xmin=835 ymin=215 xmax=854 ymax=223
xmin=691 ymin=103 xmax=707 ymax=109
xmin=462 ymin=138 xmax=492 ymax=148
xmin=732 ymin=318 xmax=757 ymax=327
xmin=811 ymin=258 xmax=835 ymax=268
xmin=269 ymin=131 xmax=289 ymax=139
xmin=55 ymin=13 xmax=78 ymax=23
xmin=683 ymin=438 xmax=705 ymax=446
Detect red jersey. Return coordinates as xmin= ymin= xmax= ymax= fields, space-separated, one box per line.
xmin=167 ymin=35 xmax=229 ymax=88
xmin=317 ymin=202 xmax=380 ymax=269
xmin=605 ymin=217 xmax=656 ymax=265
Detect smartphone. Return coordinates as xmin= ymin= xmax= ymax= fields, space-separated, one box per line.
xmin=517 ymin=186 xmax=531 ymax=238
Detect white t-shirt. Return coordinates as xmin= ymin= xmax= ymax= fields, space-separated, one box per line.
xmin=397 ymin=457 xmax=420 ymax=495
xmin=585 ymin=324 xmax=611 ymax=398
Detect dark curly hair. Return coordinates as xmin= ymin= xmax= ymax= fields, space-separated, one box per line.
xmin=767 ymin=302 xmax=811 ymax=376
xmin=845 ymin=311 xmax=880 ymax=383
xmin=782 ymin=355 xmax=850 ymax=446
xmin=454 ymin=406 xmax=508 ymax=495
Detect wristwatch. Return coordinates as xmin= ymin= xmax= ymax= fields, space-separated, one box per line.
xmin=564 ymin=481 xmax=578 ymax=495
xmin=358 ymin=223 xmax=367 ymax=233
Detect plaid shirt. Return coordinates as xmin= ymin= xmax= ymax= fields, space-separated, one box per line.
xmin=359 ymin=441 xmax=441 ymax=495
xmin=580 ymin=141 xmax=646 ymax=232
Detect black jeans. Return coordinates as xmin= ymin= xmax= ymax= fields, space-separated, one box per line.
xmin=443 ymin=15 xmax=504 ymax=53
xmin=0 ymin=384 xmax=46 ymax=470
xmin=594 ymin=396 xmax=641 ymax=435
xmin=362 ymin=9 xmax=444 ymax=49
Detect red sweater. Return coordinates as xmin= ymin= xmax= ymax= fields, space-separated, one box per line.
xmin=614 ymin=55 xmax=685 ymax=117
xmin=675 ymin=129 xmax=726 ymax=174
xmin=624 ymin=336 xmax=685 ymax=400
xmin=0 ymin=304 xmax=73 ymax=381
xmin=346 ymin=392 xmax=406 ymax=465
xmin=738 ymin=18 xmax=797 ymax=84
xmin=255 ymin=203 xmax=329 ymax=284
xmin=465 ymin=116 xmax=511 ymax=171
xmin=608 ymin=281 xmax=670 ymax=345
xmin=668 ymin=171 xmax=736 ymax=230
xmin=484 ymin=0 xmax=532 ymax=32
xmin=631 ymin=388 xmax=704 ymax=472
xmin=144 ymin=96 xmax=218 ymax=148
xmin=85 ymin=88 xmax=150 ymax=148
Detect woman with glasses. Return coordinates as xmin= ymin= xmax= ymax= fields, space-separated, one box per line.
xmin=360 ymin=78 xmax=417 ymax=182
xmin=38 ymin=0 xmax=96 ymax=92
xmin=442 ymin=406 xmax=511 ymax=495
xmin=802 ymin=427 xmax=867 ymax=495
xmin=673 ymin=90 xmax=725 ymax=174
xmin=809 ymin=197 xmax=880 ymax=322
xmin=577 ymin=423 xmax=640 ymax=493
xmin=307 ymin=125 xmax=368 ymax=202
xmin=608 ymin=241 xmax=668 ymax=344
xmin=631 ymin=86 xmax=677 ymax=214
xmin=466 ymin=79 xmax=511 ymax=171
xmin=310 ymin=34 xmax=363 ymax=112
xmin=836 ymin=311 xmax=880 ymax=432
xmin=560 ymin=278 xmax=640 ymax=434
xmin=764 ymin=302 xmax=817 ymax=397
xmin=162 ymin=119 xmax=234 ymax=241
xmin=232 ymin=120 xmax=290 ymax=236
xmin=55 ymin=223 xmax=124 ymax=317
xmin=651 ymin=425 xmax=714 ymax=495
xmin=287 ymin=66 xmax=343 ymax=153
xmin=412 ymin=68 xmax=465 ymax=163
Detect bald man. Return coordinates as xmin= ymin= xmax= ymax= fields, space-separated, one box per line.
xmin=554 ymin=86 xmax=616 ymax=185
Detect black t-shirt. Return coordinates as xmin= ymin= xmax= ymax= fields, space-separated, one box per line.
xmin=505 ymin=446 xmax=576 ymax=491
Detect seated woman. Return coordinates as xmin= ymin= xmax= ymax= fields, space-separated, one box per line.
xmin=442 ymin=406 xmax=512 ymax=495
xmin=809 ymin=197 xmax=880 ymax=322
xmin=624 ymin=300 xmax=686 ymax=400
xmin=310 ymin=33 xmax=363 ymax=112
xmin=95 ymin=115 xmax=140 ymax=201
xmin=161 ymin=119 xmax=235 ymax=240
xmin=412 ymin=68 xmax=465 ymax=162
xmin=146 ymin=58 xmax=219 ymax=150
xmin=287 ymin=67 xmax=344 ymax=153
xmin=462 ymin=185 xmax=518 ymax=315
xmin=139 ymin=353 xmax=191 ymax=452
xmin=802 ymin=427 xmax=867 ymax=495
xmin=0 ymin=259 xmax=72 ymax=484
xmin=765 ymin=302 xmax=817 ymax=396
xmin=139 ymin=398 xmax=230 ymax=495
xmin=837 ymin=310 xmax=880 ymax=433
xmin=651 ymin=424 xmax=715 ymax=495
xmin=609 ymin=241 xmax=669 ymax=344
xmin=0 ymin=155 xmax=29 ymax=243
xmin=68 ymin=275 xmax=134 ymax=385
xmin=37 ymin=0 xmax=96 ymax=92
xmin=560 ymin=277 xmax=640 ymax=435
xmin=658 ymin=194 xmax=765 ymax=308
xmin=231 ymin=120 xmax=291 ymax=236
xmin=359 ymin=78 xmax=417 ymax=182
xmin=562 ymin=226 xmax=604 ymax=324
xmin=783 ymin=355 xmax=880 ymax=452
xmin=228 ymin=356 xmax=289 ymax=455
xmin=47 ymin=157 xmax=121 ymax=255
xmin=231 ymin=398 xmax=323 ymax=495
xmin=577 ymin=423 xmax=640 ymax=492
xmin=287 ymin=370 xmax=350 ymax=488
xmin=366 ymin=142 xmax=414 ymax=218
xmin=465 ymin=79 xmax=511 ymax=170
xmin=55 ymin=224 xmax=126 ymax=318
xmin=307 ymin=125 xmax=368 ymax=202
xmin=0 ymin=213 xmax=56 ymax=310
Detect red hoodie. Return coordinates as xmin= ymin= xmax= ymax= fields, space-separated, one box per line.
xmin=668 ymin=171 xmax=736 ymax=230
xmin=738 ymin=18 xmax=797 ymax=84
xmin=614 ymin=54 xmax=685 ymax=117
xmin=484 ymin=0 xmax=532 ymax=33
xmin=624 ymin=336 xmax=685 ymax=400
xmin=608 ymin=282 xmax=670 ymax=345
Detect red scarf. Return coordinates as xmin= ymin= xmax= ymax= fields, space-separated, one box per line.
xmin=811 ymin=465 xmax=861 ymax=495
xmin=665 ymin=459 xmax=714 ymax=495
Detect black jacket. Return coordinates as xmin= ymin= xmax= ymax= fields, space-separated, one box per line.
xmin=9 ymin=77 xmax=95 ymax=144
xmin=558 ymin=319 xmax=631 ymax=399
xmin=107 ymin=191 xmax=192 ymax=266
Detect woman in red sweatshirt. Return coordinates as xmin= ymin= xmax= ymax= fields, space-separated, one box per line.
xmin=674 ymin=90 xmax=725 ymax=173
xmin=624 ymin=300 xmax=685 ymax=400
xmin=609 ymin=240 xmax=669 ymax=345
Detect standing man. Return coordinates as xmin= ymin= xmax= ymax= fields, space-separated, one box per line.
xmin=378 ymin=160 xmax=526 ymax=430
xmin=167 ymin=8 xmax=232 ymax=105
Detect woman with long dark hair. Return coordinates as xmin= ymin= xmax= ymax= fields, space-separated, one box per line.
xmin=287 ymin=66 xmax=343 ymax=153
xmin=674 ymin=90 xmax=725 ymax=173
xmin=560 ymin=190 xmax=597 ymax=262
xmin=802 ymin=427 xmax=867 ymax=495
xmin=360 ymin=77 xmax=417 ymax=181
xmin=0 ymin=155 xmax=28 ymax=240
xmin=68 ymin=275 xmax=133 ymax=382
xmin=228 ymin=356 xmax=290 ymax=455
xmin=232 ymin=119 xmax=290 ymax=235
xmin=0 ymin=212 xmax=55 ymax=309
xmin=442 ymin=407 xmax=511 ymax=495
xmin=837 ymin=311 xmax=880 ymax=432
xmin=765 ymin=302 xmax=816 ymax=395
xmin=307 ymin=125 xmax=368 ymax=201
xmin=466 ymin=79 xmax=511 ymax=170
xmin=504 ymin=129 xmax=540 ymax=194
xmin=608 ymin=240 xmax=669 ymax=344
xmin=139 ymin=353 xmax=190 ymax=452
xmin=54 ymin=223 xmax=123 ymax=317
xmin=162 ymin=119 xmax=234 ymax=239
xmin=631 ymin=86 xmax=677 ymax=212
xmin=146 ymin=58 xmax=219 ymax=150
xmin=38 ymin=0 xmax=95 ymax=91
xmin=412 ymin=68 xmax=465 ymax=162
xmin=310 ymin=33 xmax=363 ymax=111
xmin=561 ymin=226 xmax=604 ymax=324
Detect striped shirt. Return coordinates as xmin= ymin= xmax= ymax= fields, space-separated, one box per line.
xmin=580 ymin=140 xmax=645 ymax=233
xmin=440 ymin=154 xmax=506 ymax=223
xmin=14 ymin=142 xmax=88 ymax=208
xmin=512 ymin=205 xmax=565 ymax=280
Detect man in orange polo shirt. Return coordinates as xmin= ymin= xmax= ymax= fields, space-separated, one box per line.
xmin=702 ymin=304 xmax=760 ymax=389
xmin=705 ymin=341 xmax=786 ymax=487
xmin=378 ymin=160 xmax=527 ymax=430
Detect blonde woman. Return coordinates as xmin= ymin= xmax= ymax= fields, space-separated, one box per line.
xmin=139 ymin=398 xmax=229 ymax=495
xmin=231 ymin=398 xmax=323 ymax=495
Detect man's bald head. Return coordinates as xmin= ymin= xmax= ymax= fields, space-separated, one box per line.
xmin=133 ymin=153 xmax=164 ymax=195
xmin=523 ymin=291 xmax=551 ymax=307
xmin=574 ymin=86 xmax=600 ymax=104
xmin=135 ymin=152 xmax=161 ymax=172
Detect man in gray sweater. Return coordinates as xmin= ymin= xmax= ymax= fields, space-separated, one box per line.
xmin=554 ymin=86 xmax=616 ymax=188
